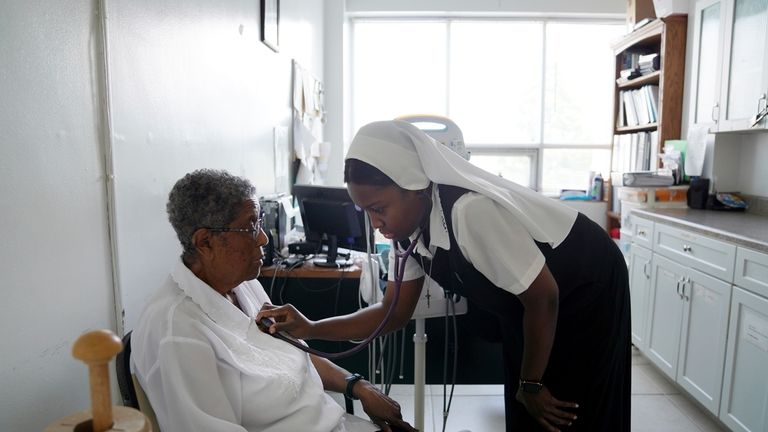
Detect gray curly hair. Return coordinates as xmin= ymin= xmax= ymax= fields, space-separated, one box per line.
xmin=167 ymin=169 xmax=256 ymax=260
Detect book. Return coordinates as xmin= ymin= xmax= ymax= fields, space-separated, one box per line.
xmin=622 ymin=171 xmax=674 ymax=187
xmin=617 ymin=91 xmax=626 ymax=127
xmin=632 ymin=89 xmax=649 ymax=125
xmin=638 ymin=53 xmax=660 ymax=73
xmin=648 ymin=85 xmax=659 ymax=120
xmin=623 ymin=91 xmax=639 ymax=126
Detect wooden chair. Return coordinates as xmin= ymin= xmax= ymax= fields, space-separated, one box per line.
xmin=115 ymin=331 xmax=161 ymax=432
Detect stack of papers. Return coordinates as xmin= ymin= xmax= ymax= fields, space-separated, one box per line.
xmin=622 ymin=171 xmax=674 ymax=187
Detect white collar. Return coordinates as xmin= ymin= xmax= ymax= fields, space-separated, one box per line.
xmin=408 ymin=186 xmax=450 ymax=257
xmin=171 ymin=258 xmax=253 ymax=338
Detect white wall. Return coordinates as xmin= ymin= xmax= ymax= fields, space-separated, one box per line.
xmin=0 ymin=2 xmax=115 ymax=430
xmin=0 ymin=0 xmax=325 ymax=430
xmin=323 ymin=1 xmax=349 ymax=186
xmin=711 ymin=134 xmax=768 ymax=196
xmin=105 ymin=0 xmax=326 ymax=334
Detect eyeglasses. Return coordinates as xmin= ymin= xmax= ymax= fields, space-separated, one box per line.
xmin=204 ymin=210 xmax=265 ymax=240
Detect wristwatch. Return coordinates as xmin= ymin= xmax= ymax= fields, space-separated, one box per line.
xmin=519 ymin=379 xmax=544 ymax=394
xmin=345 ymin=373 xmax=365 ymax=400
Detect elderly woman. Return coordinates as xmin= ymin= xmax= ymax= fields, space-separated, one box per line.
xmin=131 ymin=169 xmax=416 ymax=432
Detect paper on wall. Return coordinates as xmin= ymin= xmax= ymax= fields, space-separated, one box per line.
xmin=293 ymin=113 xmax=318 ymax=162
xmin=685 ymin=124 xmax=711 ymax=176
xmin=273 ymin=126 xmax=290 ymax=194
xmin=317 ymin=141 xmax=332 ymax=173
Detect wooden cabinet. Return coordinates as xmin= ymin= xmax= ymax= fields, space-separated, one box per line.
xmin=690 ymin=0 xmax=768 ymax=132
xmin=629 ymin=242 xmax=653 ymax=351
xmin=611 ymin=16 xmax=687 ymax=175
xmin=719 ymin=286 xmax=768 ymax=431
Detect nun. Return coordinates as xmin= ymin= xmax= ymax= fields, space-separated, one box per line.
xmin=258 ymin=120 xmax=631 ymax=432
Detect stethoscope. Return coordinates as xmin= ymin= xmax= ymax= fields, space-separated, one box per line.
xmin=261 ymin=231 xmax=422 ymax=359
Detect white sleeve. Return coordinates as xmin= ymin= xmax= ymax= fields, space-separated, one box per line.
xmin=387 ymin=243 xmax=425 ymax=282
xmin=452 ymin=193 xmax=545 ymax=295
xmin=151 ymin=337 xmax=248 ymax=432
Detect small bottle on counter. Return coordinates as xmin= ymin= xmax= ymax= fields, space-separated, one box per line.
xmin=590 ymin=173 xmax=604 ymax=201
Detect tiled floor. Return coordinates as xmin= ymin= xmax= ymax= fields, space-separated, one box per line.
xmin=334 ymin=347 xmax=728 ymax=432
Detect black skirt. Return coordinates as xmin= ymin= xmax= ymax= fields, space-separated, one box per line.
xmin=413 ymin=187 xmax=632 ymax=432
xmin=498 ymin=213 xmax=632 ymax=431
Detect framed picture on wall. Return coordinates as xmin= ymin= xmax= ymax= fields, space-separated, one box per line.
xmin=260 ymin=0 xmax=279 ymax=52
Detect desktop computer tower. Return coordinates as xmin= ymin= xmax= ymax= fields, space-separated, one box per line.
xmin=259 ymin=194 xmax=296 ymax=258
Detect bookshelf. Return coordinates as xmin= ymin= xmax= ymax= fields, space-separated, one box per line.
xmin=608 ymin=16 xmax=687 ymax=233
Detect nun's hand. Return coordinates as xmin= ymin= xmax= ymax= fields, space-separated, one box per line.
xmin=256 ymin=303 xmax=315 ymax=339
xmin=355 ymin=380 xmax=418 ymax=432
xmin=515 ymin=386 xmax=578 ymax=432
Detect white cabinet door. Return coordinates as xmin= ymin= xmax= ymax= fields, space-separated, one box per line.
xmin=677 ymin=267 xmax=732 ymax=414
xmin=734 ymin=247 xmax=768 ymax=298
xmin=690 ymin=0 xmax=727 ymax=130
xmin=630 ymin=244 xmax=653 ymax=351
xmin=718 ymin=0 xmax=768 ymax=131
xmin=720 ymin=287 xmax=768 ymax=432
xmin=648 ymin=254 xmax=687 ymax=380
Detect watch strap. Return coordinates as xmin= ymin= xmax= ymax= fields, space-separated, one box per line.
xmin=344 ymin=373 xmax=364 ymax=400
xmin=519 ymin=379 xmax=544 ymax=393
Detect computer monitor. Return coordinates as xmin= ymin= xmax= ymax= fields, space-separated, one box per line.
xmin=292 ymin=184 xmax=371 ymax=268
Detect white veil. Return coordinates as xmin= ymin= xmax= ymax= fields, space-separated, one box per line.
xmin=345 ymin=120 xmax=577 ymax=248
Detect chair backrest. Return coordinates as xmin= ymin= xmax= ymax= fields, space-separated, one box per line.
xmin=116 ymin=331 xmax=161 ymax=432
xmin=115 ymin=331 xmax=139 ymax=409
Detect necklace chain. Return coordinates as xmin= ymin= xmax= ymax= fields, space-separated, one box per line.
xmin=419 ymin=252 xmax=435 ymax=307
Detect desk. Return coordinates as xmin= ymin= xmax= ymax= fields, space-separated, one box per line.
xmin=260 ymin=260 xmax=362 ymax=279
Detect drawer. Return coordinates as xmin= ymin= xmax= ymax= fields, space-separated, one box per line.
xmin=619 ymin=203 xmax=644 ymax=241
xmin=631 ymin=215 xmax=655 ymax=250
xmin=654 ymin=223 xmax=736 ymax=282
xmin=734 ymin=247 xmax=768 ymax=298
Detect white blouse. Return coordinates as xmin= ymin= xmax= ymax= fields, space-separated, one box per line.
xmin=131 ymin=259 xmax=377 ymax=432
xmin=389 ymin=188 xmax=546 ymax=295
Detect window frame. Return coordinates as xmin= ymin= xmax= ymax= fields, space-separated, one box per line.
xmin=348 ymin=15 xmax=624 ymax=192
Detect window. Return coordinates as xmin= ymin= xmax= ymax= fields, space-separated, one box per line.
xmin=350 ymin=18 xmax=624 ymax=194
xmin=468 ymin=150 xmax=537 ymax=188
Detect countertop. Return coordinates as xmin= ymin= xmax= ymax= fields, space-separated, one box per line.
xmin=632 ymin=208 xmax=768 ymax=253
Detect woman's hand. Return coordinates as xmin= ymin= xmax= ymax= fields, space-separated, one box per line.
xmin=515 ymin=385 xmax=578 ymax=432
xmin=355 ymin=380 xmax=418 ymax=432
xmin=256 ymin=303 xmax=315 ymax=339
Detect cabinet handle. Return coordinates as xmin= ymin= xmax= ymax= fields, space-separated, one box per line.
xmin=643 ymin=261 xmax=650 ymax=278
xmin=638 ymin=229 xmax=646 ymax=237
xmin=751 ymin=94 xmax=768 ymax=127
xmin=712 ymin=103 xmax=720 ymax=123
xmin=683 ymin=244 xmax=692 ymax=253
xmin=682 ymin=276 xmax=691 ymax=301
xmin=676 ymin=278 xmax=683 ymax=298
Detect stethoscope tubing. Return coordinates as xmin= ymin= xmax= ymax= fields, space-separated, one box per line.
xmin=265 ymin=232 xmax=421 ymax=359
